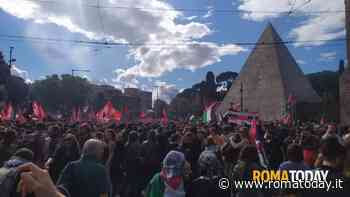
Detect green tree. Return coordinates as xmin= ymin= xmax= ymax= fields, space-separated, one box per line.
xmin=31 ymin=74 xmax=91 ymax=113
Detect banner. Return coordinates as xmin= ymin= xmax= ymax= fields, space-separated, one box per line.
xmin=225 ymin=111 xmax=258 ymax=125
xmin=1 ymin=103 xmax=13 ymax=121
xmin=97 ymin=101 xmax=121 ymax=123
xmin=202 ymin=102 xmax=218 ymax=124
xmin=32 ymin=101 xmax=46 ymax=121
xmin=16 ymin=109 xmax=27 ymax=124
xmin=281 ymin=94 xmax=296 ymax=126
xmin=161 ymin=109 xmax=168 ymax=125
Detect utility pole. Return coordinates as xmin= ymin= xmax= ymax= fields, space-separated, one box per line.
xmin=71 ymin=69 xmax=91 ymax=76
xmin=152 ymin=85 xmax=161 ymax=110
xmin=153 ymin=85 xmax=160 ymax=101
xmin=346 ymin=0 xmax=350 ymax=64
xmin=240 ymin=82 xmax=243 ymax=112
xmin=9 ymin=46 xmax=16 ymax=69
xmin=340 ymin=0 xmax=350 ymax=126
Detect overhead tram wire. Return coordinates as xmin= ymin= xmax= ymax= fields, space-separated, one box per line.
xmin=26 ymin=0 xmax=345 ymax=15
xmin=287 ymin=0 xmax=298 ymax=15
xmin=0 ymin=34 xmax=346 ymax=48
xmin=0 ymin=37 xmax=344 ymax=52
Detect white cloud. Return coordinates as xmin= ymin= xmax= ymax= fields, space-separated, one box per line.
xmin=202 ymin=6 xmax=214 ymax=19
xmin=296 ymin=59 xmax=306 ymax=65
xmin=185 ymin=16 xmax=198 ymax=20
xmin=319 ymin=52 xmax=337 ymax=61
xmin=237 ymin=0 xmax=345 ymax=46
xmin=0 ymin=0 xmax=246 ymax=85
xmin=11 ymin=64 xmax=33 ymax=83
xmin=118 ymin=43 xmax=245 ymax=79
xmin=153 ymin=80 xmax=179 ymax=103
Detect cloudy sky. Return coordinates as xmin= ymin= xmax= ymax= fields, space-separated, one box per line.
xmin=0 ymin=0 xmax=346 ymax=102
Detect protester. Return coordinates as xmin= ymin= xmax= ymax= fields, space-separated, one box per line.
xmin=123 ymin=131 xmax=143 ymax=197
xmin=0 ymin=114 xmax=350 ymax=197
xmin=145 ymin=151 xmax=187 ymax=197
xmin=57 ymin=139 xmax=110 ymax=197
xmin=279 ymin=143 xmax=310 ymax=171
xmin=47 ymin=133 xmax=80 ymax=183
xmin=0 ymin=128 xmax=17 ymax=166
xmin=186 ymin=150 xmax=229 ymax=197
xmin=232 ymin=145 xmax=264 ymax=197
xmin=315 ymin=136 xmax=347 ymax=196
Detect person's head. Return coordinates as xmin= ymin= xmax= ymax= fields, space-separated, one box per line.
xmin=206 ymin=136 xmax=216 ymax=146
xmin=182 ymin=131 xmax=193 ymax=145
xmin=162 ymin=150 xmax=186 ymax=178
xmin=3 ymin=128 xmax=16 ymax=144
xmin=95 ymin=132 xmax=105 ymax=141
xmin=82 ymin=139 xmax=106 ymax=161
xmin=79 ymin=123 xmax=91 ymax=134
xmin=239 ymin=144 xmax=258 ymax=163
xmin=326 ymin=124 xmax=336 ymax=134
xmin=169 ymin=133 xmax=181 ymax=145
xmin=127 ymin=130 xmax=138 ymax=144
xmin=287 ymin=144 xmax=303 ymax=163
xmin=63 ymin=133 xmax=80 ymax=151
xmin=198 ymin=150 xmax=222 ymax=178
xmin=320 ymin=136 xmax=345 ymax=165
xmin=239 ymin=127 xmax=249 ymax=139
xmin=196 ymin=130 xmax=206 ymax=141
xmin=48 ymin=125 xmax=60 ymax=139
xmin=147 ymin=130 xmax=157 ymax=142
xmin=12 ymin=148 xmax=34 ymax=162
xmin=104 ymin=129 xmax=116 ymax=142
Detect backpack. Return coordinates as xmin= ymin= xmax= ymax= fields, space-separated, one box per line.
xmin=0 ymin=167 xmax=19 ymax=197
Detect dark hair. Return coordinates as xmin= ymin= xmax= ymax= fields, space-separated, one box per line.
xmin=287 ymin=143 xmax=303 ymax=162
xmin=106 ymin=129 xmax=116 ymax=139
xmin=320 ymin=136 xmax=344 ymax=162
xmin=239 ymin=145 xmax=258 ymax=163
xmin=13 ymin=148 xmax=34 ymax=162
xmin=207 ymin=136 xmax=216 ymax=146
xmin=4 ymin=129 xmax=16 ymax=144
xmin=49 ymin=125 xmax=60 ymax=138
xmin=127 ymin=131 xmax=138 ymax=144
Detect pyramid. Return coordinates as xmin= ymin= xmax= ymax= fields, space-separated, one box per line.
xmin=216 ymin=23 xmax=321 ymax=121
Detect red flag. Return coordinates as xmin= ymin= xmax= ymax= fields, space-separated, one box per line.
xmin=124 ymin=106 xmax=129 ymax=114
xmin=288 ymin=94 xmax=296 ymax=106
xmin=161 ymin=109 xmax=168 ymax=125
xmin=282 ymin=113 xmax=292 ymax=125
xmin=32 ymin=101 xmax=45 ymax=121
xmin=88 ymin=110 xmax=96 ymax=121
xmin=97 ymin=101 xmax=121 ymax=123
xmin=123 ymin=106 xmax=129 ymax=123
xmin=16 ymin=109 xmax=27 ymax=124
xmin=70 ymin=107 xmax=81 ymax=123
xmin=320 ymin=116 xmax=325 ymax=125
xmin=1 ymin=103 xmax=13 ymax=121
xmin=249 ymin=119 xmax=257 ymax=144
xmin=140 ymin=112 xmax=146 ymax=119
xmin=114 ymin=110 xmax=122 ymax=122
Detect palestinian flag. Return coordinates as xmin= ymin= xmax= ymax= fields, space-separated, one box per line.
xmin=202 ymin=102 xmax=217 ymax=124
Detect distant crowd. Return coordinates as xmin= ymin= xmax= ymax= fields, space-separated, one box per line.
xmin=0 ymin=120 xmax=350 ymax=197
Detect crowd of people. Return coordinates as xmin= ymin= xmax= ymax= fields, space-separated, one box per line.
xmin=0 ymin=119 xmax=349 ymax=197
